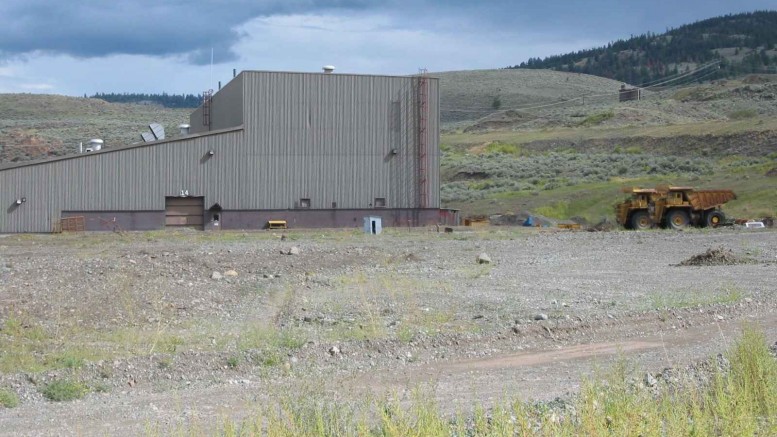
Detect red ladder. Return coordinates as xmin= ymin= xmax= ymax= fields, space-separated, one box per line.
xmin=202 ymin=89 xmax=213 ymax=129
xmin=417 ymin=70 xmax=429 ymax=209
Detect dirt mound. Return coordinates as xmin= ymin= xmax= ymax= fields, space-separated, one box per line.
xmin=678 ymin=247 xmax=743 ymax=266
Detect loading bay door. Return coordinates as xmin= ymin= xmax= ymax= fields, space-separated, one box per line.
xmin=165 ymin=197 xmax=204 ymax=229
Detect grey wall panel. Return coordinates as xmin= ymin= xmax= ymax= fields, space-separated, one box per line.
xmin=0 ymin=130 xmax=243 ymax=233
xmin=190 ymin=75 xmax=244 ymax=134
xmin=241 ymin=71 xmax=440 ymax=210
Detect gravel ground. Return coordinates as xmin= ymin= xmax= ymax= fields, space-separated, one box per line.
xmin=0 ymin=227 xmax=775 ymax=435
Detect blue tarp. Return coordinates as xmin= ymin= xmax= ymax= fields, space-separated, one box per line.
xmin=523 ymin=216 xmax=534 ymax=227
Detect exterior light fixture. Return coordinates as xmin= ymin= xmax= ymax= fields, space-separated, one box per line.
xmin=391 ymin=149 xmax=398 ymax=155
xmin=208 ymin=150 xmax=215 ymax=156
xmin=21 ymin=197 xmax=26 ymax=203
xmin=15 ymin=199 xmax=22 ymax=205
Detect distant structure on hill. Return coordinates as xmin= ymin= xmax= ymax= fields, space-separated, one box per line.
xmin=618 ymin=84 xmax=642 ymax=102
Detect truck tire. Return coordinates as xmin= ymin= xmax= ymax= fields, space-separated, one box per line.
xmin=630 ymin=210 xmax=653 ymax=230
xmin=704 ymin=210 xmax=725 ymax=228
xmin=666 ymin=209 xmax=690 ymax=230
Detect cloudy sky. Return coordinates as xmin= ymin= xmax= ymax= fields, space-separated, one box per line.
xmin=0 ymin=0 xmax=773 ymax=96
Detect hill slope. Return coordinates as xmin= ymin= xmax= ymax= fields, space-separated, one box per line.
xmin=0 ymin=94 xmax=189 ymax=162
xmin=511 ymin=11 xmax=777 ymax=85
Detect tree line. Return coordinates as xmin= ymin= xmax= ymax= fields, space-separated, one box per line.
xmin=89 ymin=92 xmax=202 ymax=108
xmin=512 ymin=11 xmax=777 ymax=85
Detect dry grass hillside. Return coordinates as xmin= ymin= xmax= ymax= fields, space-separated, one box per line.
xmin=435 ymin=70 xmax=777 ymax=221
xmin=435 ymin=69 xmax=627 ymax=124
xmin=0 ymin=94 xmax=190 ymax=162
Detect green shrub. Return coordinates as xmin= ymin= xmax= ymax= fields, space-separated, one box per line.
xmin=0 ymin=389 xmax=19 ymax=408
xmin=484 ymin=141 xmax=520 ymax=155
xmin=577 ymin=110 xmax=614 ymax=126
xmin=728 ymin=109 xmax=758 ymax=120
xmin=41 ymin=379 xmax=89 ymax=402
xmin=226 ymin=356 xmax=240 ymax=369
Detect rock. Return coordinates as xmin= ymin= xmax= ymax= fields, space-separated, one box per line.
xmin=534 ymin=313 xmax=548 ymax=321
xmin=644 ymin=372 xmax=657 ymax=387
xmin=328 ymin=346 xmax=340 ymax=356
xmin=224 ymin=270 xmax=238 ymax=277
xmin=477 ymin=253 xmax=492 ymax=264
xmin=282 ymin=247 xmax=301 ymax=256
xmin=511 ymin=325 xmax=522 ymax=334
xmin=211 ymin=271 xmax=223 ymax=280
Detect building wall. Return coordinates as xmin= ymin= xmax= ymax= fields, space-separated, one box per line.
xmin=240 ymin=71 xmax=440 ymax=210
xmin=0 ymin=129 xmax=243 ymax=233
xmin=0 ymin=71 xmax=441 ymax=233
xmin=189 ymin=74 xmax=244 ymax=134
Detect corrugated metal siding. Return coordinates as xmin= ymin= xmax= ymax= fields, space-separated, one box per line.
xmin=241 ymin=71 xmax=439 ymax=210
xmin=190 ymin=75 xmax=244 ymax=134
xmin=1 ymin=130 xmax=243 ymax=233
xmin=0 ymin=71 xmax=440 ymax=232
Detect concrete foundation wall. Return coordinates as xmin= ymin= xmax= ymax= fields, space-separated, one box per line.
xmin=216 ymin=209 xmax=452 ymax=230
xmin=55 ymin=209 xmax=456 ymax=232
xmin=62 ymin=211 xmax=165 ymax=232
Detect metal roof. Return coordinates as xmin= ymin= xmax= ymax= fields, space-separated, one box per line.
xmin=0 ymin=126 xmax=243 ymax=172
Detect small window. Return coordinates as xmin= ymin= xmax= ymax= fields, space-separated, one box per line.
xmin=331 ymin=202 xmax=337 ymax=209
xmin=374 ymin=197 xmax=386 ymax=208
xmin=299 ymin=198 xmax=311 ymax=209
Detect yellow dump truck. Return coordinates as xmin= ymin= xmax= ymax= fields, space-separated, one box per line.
xmin=615 ymin=186 xmax=736 ymax=230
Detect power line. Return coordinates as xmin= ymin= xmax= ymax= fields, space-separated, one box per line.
xmin=440 ymin=61 xmax=724 ymax=116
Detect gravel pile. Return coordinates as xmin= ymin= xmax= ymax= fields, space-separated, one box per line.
xmin=677 ymin=246 xmax=747 ymax=266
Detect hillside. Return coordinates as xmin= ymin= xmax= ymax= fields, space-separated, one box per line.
xmin=0 ymin=94 xmax=190 ymax=162
xmin=511 ymin=11 xmax=777 ymax=86
xmin=438 ymin=71 xmax=777 ymax=222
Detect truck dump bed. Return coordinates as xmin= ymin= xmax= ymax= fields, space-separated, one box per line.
xmin=686 ymin=190 xmax=737 ymax=210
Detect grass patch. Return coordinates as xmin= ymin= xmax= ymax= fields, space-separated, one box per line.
xmin=0 ymin=389 xmax=19 ymax=408
xmin=728 ymin=109 xmax=758 ymax=120
xmin=237 ymin=326 xmax=306 ymax=353
xmin=650 ymin=285 xmax=744 ymax=310
xmin=577 ymin=110 xmax=614 ymax=126
xmin=484 ymin=141 xmax=521 ymax=155
xmin=534 ymin=200 xmax=570 ymax=219
xmin=41 ymin=379 xmax=89 ymax=402
xmin=190 ymin=326 xmax=777 ymax=435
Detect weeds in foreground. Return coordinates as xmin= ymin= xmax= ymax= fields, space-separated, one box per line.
xmin=650 ymin=284 xmax=744 ymax=310
xmin=197 ymin=325 xmax=776 ymax=436
xmin=0 ymin=389 xmax=19 ymax=408
xmin=41 ymin=379 xmax=89 ymax=402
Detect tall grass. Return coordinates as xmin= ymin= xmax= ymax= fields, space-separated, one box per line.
xmin=201 ymin=326 xmax=776 ymax=436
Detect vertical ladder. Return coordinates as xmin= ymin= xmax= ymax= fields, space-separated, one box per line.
xmin=417 ymin=69 xmax=429 ymax=209
xmin=202 ymin=89 xmax=213 ymax=129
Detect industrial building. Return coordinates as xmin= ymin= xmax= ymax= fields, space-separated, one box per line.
xmin=1 ymin=70 xmax=457 ymax=233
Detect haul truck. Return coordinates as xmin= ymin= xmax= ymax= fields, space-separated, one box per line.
xmin=615 ymin=186 xmax=736 ymax=230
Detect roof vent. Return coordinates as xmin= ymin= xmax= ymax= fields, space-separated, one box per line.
xmin=322 ymin=65 xmax=335 ymax=74
xmin=179 ymin=124 xmax=190 ymax=135
xmin=88 ymin=139 xmax=104 ymax=151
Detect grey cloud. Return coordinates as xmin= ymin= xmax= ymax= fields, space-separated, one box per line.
xmin=0 ymin=0 xmax=375 ymax=64
xmin=1 ymin=0 xmax=773 ymax=66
